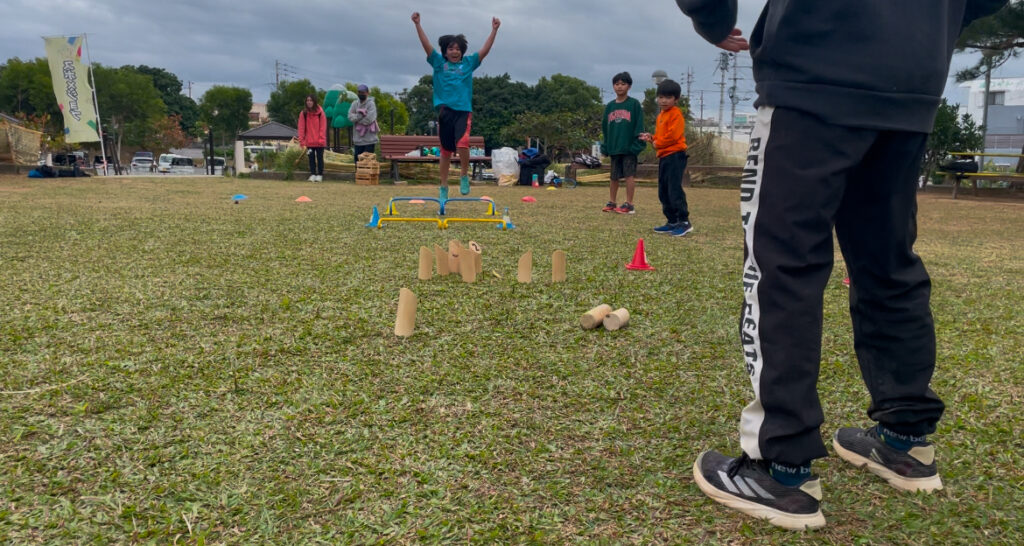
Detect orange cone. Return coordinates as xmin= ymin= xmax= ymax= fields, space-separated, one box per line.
xmin=626 ymin=238 xmax=655 ymax=270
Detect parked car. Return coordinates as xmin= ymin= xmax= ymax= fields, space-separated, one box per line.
xmin=93 ymin=155 xmax=113 ymax=168
xmin=131 ymin=151 xmax=154 ymax=171
xmin=168 ymin=156 xmax=195 ymax=175
xmin=157 ymin=153 xmax=180 ymax=173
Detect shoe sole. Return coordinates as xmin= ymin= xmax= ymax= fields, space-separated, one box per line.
xmin=673 ymin=229 xmax=693 ymax=237
xmin=692 ymin=460 xmax=826 ymax=530
xmin=653 ymin=229 xmax=674 ymax=234
xmin=615 ymin=210 xmax=635 ymax=214
xmin=833 ymin=438 xmax=943 ymax=493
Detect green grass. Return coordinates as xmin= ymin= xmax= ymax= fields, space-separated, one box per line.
xmin=0 ymin=176 xmax=1021 ymax=544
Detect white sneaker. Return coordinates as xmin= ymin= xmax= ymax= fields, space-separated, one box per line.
xmin=307 ymin=174 xmax=316 ymax=182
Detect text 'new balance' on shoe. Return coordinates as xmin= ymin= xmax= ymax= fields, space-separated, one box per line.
xmin=833 ymin=426 xmax=943 ymax=493
xmin=693 ymin=451 xmax=826 ymax=530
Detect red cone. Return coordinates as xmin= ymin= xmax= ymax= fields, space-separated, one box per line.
xmin=626 ymin=238 xmax=655 ymax=270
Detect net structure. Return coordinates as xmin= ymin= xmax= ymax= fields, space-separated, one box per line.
xmin=0 ymin=121 xmax=43 ymax=165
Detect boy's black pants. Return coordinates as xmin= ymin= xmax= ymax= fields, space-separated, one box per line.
xmin=658 ymin=150 xmax=689 ymax=224
xmin=739 ymin=106 xmax=945 ymax=467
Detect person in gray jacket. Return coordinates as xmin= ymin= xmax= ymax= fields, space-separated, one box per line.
xmin=674 ymin=0 xmax=1007 ymax=530
xmin=348 ymin=84 xmax=379 ymax=164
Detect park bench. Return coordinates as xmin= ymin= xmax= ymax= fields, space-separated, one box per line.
xmin=936 ymin=152 xmax=1024 ymax=199
xmin=379 ymin=135 xmax=489 ymax=182
xmin=563 ymin=161 xmax=743 ymax=181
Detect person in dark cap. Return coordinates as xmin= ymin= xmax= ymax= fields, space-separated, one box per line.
xmin=348 ymin=84 xmax=379 ymax=165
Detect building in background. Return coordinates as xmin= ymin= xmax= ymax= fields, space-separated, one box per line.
xmin=959 ymin=76 xmax=1024 ymax=164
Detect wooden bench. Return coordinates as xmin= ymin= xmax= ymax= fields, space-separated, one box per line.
xmin=379 ymin=135 xmax=489 ymax=182
xmin=937 ymin=152 xmax=1024 ymax=199
xmin=564 ymin=162 xmax=743 ymax=181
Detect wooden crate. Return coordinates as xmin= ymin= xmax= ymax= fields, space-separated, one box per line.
xmin=356 ymin=153 xmax=380 ymax=185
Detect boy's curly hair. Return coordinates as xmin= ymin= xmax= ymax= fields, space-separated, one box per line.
xmin=438 ymin=34 xmax=468 ymax=55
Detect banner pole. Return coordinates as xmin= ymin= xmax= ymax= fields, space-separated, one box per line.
xmin=83 ymin=34 xmax=108 ymax=175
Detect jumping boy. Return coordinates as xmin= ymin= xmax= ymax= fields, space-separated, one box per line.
xmin=412 ymin=12 xmax=500 ymax=201
xmin=600 ymin=72 xmax=646 ymax=213
xmin=675 ymin=0 xmax=1007 ymax=531
xmin=640 ymin=79 xmax=692 ymax=237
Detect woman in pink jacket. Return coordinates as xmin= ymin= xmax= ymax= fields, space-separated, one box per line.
xmin=298 ymin=94 xmax=327 ymax=182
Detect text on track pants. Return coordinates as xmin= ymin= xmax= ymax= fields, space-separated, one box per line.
xmin=738 ymin=106 xmax=945 ymax=466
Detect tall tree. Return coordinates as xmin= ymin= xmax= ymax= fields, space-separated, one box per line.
xmin=501 ymin=110 xmax=600 ymax=161
xmin=533 ymin=74 xmax=602 ymax=117
xmin=93 ymin=65 xmax=166 ymax=160
xmin=472 ymin=74 xmax=532 ymax=149
xmin=954 ymin=2 xmax=1024 ymax=81
xmin=921 ymin=99 xmax=984 ymax=177
xmin=400 ymin=75 xmax=435 ymax=136
xmin=0 ymin=58 xmax=62 ymax=133
xmin=199 ymin=85 xmax=252 ymax=145
xmin=130 ymin=65 xmax=199 ymax=134
xmin=266 ymin=79 xmax=317 ymax=128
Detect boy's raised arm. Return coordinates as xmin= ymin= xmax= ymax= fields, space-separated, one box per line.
xmin=411 ymin=12 xmax=433 ymax=56
xmin=477 ymin=17 xmax=501 ymax=61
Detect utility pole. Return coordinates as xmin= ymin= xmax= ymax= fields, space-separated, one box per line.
xmin=684 ymin=67 xmax=694 ymax=113
xmin=187 ymin=81 xmax=193 ymax=99
xmin=275 ymin=60 xmax=280 ymax=86
xmin=715 ymin=52 xmax=731 ymax=136
xmin=699 ymin=91 xmax=705 ymax=129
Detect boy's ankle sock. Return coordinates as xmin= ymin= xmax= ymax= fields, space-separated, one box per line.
xmin=877 ymin=424 xmax=927 ymax=452
xmin=768 ymin=460 xmax=812 ymax=487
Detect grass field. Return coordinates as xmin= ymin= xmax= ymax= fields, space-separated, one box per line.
xmin=1 ymin=175 xmax=1021 ymax=543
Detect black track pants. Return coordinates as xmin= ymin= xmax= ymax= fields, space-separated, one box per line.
xmin=738 ymin=106 xmax=945 ymax=466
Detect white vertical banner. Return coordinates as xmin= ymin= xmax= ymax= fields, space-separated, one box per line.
xmin=44 ymin=35 xmax=100 ymax=143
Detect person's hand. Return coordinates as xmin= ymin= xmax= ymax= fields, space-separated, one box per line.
xmin=717 ymin=28 xmax=749 ymax=52
xmin=492 ymin=17 xmax=501 ymax=30
xmin=639 ymin=133 xmax=652 ymax=142
xmin=411 ymin=12 xmax=420 ymax=25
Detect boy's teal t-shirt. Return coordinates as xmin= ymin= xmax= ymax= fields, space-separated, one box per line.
xmin=428 ymin=50 xmax=480 ymax=112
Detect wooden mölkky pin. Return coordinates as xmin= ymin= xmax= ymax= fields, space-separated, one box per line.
xmin=468 ymin=241 xmax=482 ymax=274
xmin=552 ymin=250 xmax=567 ymax=282
xmin=448 ymin=240 xmax=462 ymax=274
xmin=394 ymin=288 xmax=417 ymax=337
xmin=602 ymin=308 xmax=630 ymax=331
xmin=435 ymin=245 xmax=450 ymax=276
xmin=580 ymin=304 xmax=612 ymax=330
xmin=517 ymin=250 xmax=532 ymax=283
xmin=418 ymin=246 xmax=432 ymax=280
xmin=460 ymin=247 xmax=477 ymax=283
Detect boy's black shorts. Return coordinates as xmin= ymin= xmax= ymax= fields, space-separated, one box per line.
xmin=438 ymin=106 xmax=472 ymax=154
xmin=610 ymin=154 xmax=638 ymax=181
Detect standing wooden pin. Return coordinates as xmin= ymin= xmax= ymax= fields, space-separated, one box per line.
xmin=552 ymin=250 xmax=567 ymax=282
xmin=418 ymin=246 xmax=432 ymax=280
xmin=518 ymin=250 xmax=532 ymax=283
xmin=395 ymin=288 xmax=417 ymax=337
xmin=434 ymin=245 xmax=450 ymax=276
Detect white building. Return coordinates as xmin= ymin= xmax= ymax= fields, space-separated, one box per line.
xmin=958 ymin=76 xmax=1024 ymax=159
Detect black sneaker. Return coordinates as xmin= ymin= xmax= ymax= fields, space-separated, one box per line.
xmin=602 ymin=201 xmax=617 ymax=212
xmin=693 ymin=451 xmax=825 ymax=530
xmin=833 ymin=426 xmax=943 ymax=492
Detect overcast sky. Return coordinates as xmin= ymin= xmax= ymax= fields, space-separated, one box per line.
xmin=2 ymin=0 xmax=1018 ymax=118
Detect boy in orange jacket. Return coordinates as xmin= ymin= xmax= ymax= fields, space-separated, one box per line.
xmin=641 ymin=79 xmax=692 ymax=236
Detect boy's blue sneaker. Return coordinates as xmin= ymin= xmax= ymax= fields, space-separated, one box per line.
xmin=833 ymin=426 xmax=943 ymax=493
xmin=693 ymin=451 xmax=825 ymax=530
xmin=439 ymin=185 xmax=449 ymax=202
xmin=460 ymin=175 xmax=470 ymax=195
xmin=671 ymin=221 xmax=694 ymax=237
xmin=653 ymin=223 xmax=677 ymax=233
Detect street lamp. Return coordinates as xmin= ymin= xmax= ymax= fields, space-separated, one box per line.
xmin=651 ymin=70 xmax=668 ymax=86
xmin=427 ymin=120 xmax=436 ymax=136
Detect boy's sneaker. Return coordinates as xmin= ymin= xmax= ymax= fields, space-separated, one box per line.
xmin=615 ymin=202 xmax=635 ymax=214
xmin=693 ymin=451 xmax=826 ymax=530
xmin=671 ymin=221 xmax=694 ymax=237
xmin=653 ymin=223 xmax=677 ymax=234
xmin=833 ymin=426 xmax=943 ymax=493
xmin=439 ymin=185 xmax=449 ymax=202
xmin=602 ymin=201 xmax=617 ymax=212
xmin=460 ymin=175 xmax=471 ymax=195
xmin=307 ymin=174 xmax=316 ymax=182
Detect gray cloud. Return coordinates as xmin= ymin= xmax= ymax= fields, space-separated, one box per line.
xmin=0 ymin=0 xmax=1011 ymax=113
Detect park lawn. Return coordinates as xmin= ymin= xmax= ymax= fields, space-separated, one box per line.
xmin=0 ymin=175 xmax=1020 ymax=544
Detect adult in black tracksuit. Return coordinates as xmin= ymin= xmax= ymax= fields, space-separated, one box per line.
xmin=676 ymin=0 xmax=1007 ymax=530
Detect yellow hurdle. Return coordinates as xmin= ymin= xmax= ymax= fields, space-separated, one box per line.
xmin=442 ymin=217 xmax=508 ymax=230
xmin=377 ymin=217 xmax=444 ymax=229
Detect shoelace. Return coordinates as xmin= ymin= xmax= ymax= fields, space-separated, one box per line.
xmin=727 ymin=452 xmax=756 ymax=478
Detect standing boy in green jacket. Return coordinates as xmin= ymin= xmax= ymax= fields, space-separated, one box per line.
xmin=600 ymin=72 xmax=646 ymax=214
